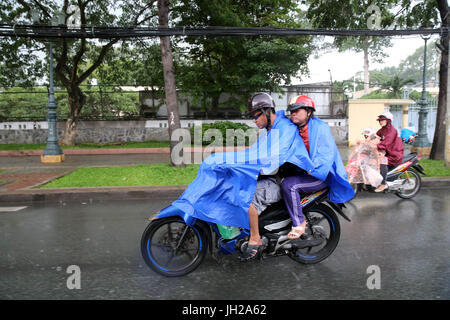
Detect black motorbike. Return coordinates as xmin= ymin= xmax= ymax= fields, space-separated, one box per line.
xmin=141 ymin=187 xmax=351 ymax=277
xmin=351 ymin=152 xmax=425 ymax=199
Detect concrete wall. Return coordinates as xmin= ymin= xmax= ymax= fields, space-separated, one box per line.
xmin=0 ymin=118 xmax=348 ymax=145
xmin=140 ymin=83 xmax=337 ymax=117
xmin=347 ymin=99 xmax=414 ymax=146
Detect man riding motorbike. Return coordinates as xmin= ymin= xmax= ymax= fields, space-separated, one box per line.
xmin=243 ymin=93 xmax=283 ymax=260
xmin=155 ymin=92 xmax=354 ymax=263
xmin=243 ymin=94 xmax=355 ymax=260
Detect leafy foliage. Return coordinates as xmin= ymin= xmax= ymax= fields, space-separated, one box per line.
xmin=379 ymin=75 xmax=415 ymax=98
xmin=0 ymin=87 xmax=48 ymax=120
xmin=306 ymin=0 xmax=399 ymax=95
xmin=374 ymin=42 xmax=440 ymax=85
xmin=175 ymin=0 xmax=312 ymax=116
xmin=191 ymin=121 xmax=255 ymax=146
xmin=0 ymin=86 xmax=139 ymax=120
xmin=91 ymin=42 xmax=164 ymax=88
xmin=0 ymin=0 xmax=160 ymax=143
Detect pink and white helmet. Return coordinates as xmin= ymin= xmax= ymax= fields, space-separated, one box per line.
xmin=377 ymin=111 xmax=394 ymax=122
xmin=362 ymin=128 xmax=376 ymax=137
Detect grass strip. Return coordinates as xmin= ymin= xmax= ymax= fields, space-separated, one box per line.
xmin=40 ymin=163 xmax=200 ymax=188
xmin=419 ymin=159 xmax=450 ymax=177
xmin=38 ymin=159 xmax=450 ymax=189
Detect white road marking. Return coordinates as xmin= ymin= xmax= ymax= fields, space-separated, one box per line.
xmin=0 ymin=206 xmax=27 ymax=212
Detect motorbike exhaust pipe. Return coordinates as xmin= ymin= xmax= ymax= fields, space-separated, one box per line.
xmin=279 ymin=237 xmax=325 ymax=250
xmin=290 ymin=237 xmax=325 ymax=249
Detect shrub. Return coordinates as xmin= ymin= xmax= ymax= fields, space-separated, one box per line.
xmin=190 ymin=121 xmax=257 ymax=146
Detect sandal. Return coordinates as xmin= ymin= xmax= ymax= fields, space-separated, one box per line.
xmin=374 ymin=184 xmax=388 ymax=193
xmin=288 ymin=223 xmax=307 ymax=239
xmin=240 ymin=238 xmax=268 ymax=262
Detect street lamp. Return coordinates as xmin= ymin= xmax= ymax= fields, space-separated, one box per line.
xmin=413 ymin=34 xmax=432 ymax=150
xmin=328 ymin=69 xmax=333 ymax=115
xmin=37 ymin=10 xmax=65 ymax=163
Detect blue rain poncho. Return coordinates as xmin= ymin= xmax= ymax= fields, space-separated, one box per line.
xmin=159 ymin=111 xmax=354 ymax=229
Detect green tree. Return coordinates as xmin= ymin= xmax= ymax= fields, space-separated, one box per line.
xmin=306 ymin=0 xmax=396 ymax=94
xmin=89 ymin=42 xmax=165 ymax=117
xmin=306 ymin=0 xmax=447 ymax=160
xmin=375 ymin=42 xmax=440 ymax=85
xmin=387 ymin=0 xmax=446 ymax=161
xmin=380 ymin=75 xmax=415 ymax=98
xmin=92 ymin=42 xmax=164 ymax=88
xmin=158 ymin=0 xmax=184 ymax=167
xmin=0 ymin=87 xmax=48 ymax=120
xmin=175 ymin=0 xmax=312 ymax=117
xmin=360 ymin=75 xmax=414 ymax=99
xmin=0 ymin=0 xmax=158 ymax=145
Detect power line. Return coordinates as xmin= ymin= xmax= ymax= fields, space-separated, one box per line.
xmin=0 ymin=24 xmax=444 ymax=39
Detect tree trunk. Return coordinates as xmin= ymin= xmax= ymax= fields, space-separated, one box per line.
xmin=363 ymin=43 xmax=370 ymax=95
xmin=61 ymin=118 xmax=78 ymax=146
xmin=430 ymin=0 xmax=449 ymax=160
xmin=158 ymin=0 xmax=184 ymax=167
xmin=60 ymin=86 xmax=85 ymax=145
xmin=210 ymin=93 xmax=221 ymax=118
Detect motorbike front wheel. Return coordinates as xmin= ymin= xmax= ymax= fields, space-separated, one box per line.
xmin=394 ymin=168 xmax=421 ymax=199
xmin=351 ymin=183 xmax=360 ymax=197
xmin=287 ymin=203 xmax=341 ymax=265
xmin=141 ymin=217 xmax=208 ymax=277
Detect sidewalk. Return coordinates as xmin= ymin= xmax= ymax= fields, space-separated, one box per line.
xmin=0 ymin=150 xmax=174 ymax=193
xmin=1 ymin=146 xmax=449 ymax=203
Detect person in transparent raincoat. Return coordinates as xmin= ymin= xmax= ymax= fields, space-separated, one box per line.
xmin=345 ymin=128 xmax=383 ymax=188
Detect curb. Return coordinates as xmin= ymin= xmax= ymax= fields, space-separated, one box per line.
xmin=0 ymin=146 xmax=249 ymax=157
xmin=0 ymin=185 xmax=188 ymax=203
xmin=1 ymin=177 xmax=449 ymax=204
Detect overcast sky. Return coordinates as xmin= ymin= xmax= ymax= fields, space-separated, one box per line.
xmin=295 ymin=34 xmax=441 ymax=85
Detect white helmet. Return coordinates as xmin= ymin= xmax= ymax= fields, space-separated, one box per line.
xmin=362 ymin=128 xmax=376 ymax=137
xmin=377 ymin=111 xmax=394 ymax=122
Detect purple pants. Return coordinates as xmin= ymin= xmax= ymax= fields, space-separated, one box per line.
xmin=280 ymin=174 xmax=328 ymax=226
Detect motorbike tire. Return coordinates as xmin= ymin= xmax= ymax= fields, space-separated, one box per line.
xmin=351 ymin=183 xmax=360 ymax=197
xmin=394 ymin=168 xmax=422 ymax=199
xmin=141 ymin=217 xmax=208 ymax=277
xmin=287 ymin=203 xmax=341 ymax=265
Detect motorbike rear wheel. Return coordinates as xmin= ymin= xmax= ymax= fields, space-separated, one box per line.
xmin=394 ymin=168 xmax=421 ymax=199
xmin=141 ymin=217 xmax=208 ymax=277
xmin=287 ymin=203 xmax=341 ymax=265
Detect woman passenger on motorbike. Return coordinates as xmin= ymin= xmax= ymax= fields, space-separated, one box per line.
xmin=345 ymin=128 xmax=384 ymax=188
xmin=280 ymin=96 xmax=329 ymax=239
xmin=374 ymin=112 xmax=404 ymax=192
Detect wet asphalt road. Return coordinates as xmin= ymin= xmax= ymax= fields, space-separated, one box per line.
xmin=0 ymin=187 xmax=449 ymax=300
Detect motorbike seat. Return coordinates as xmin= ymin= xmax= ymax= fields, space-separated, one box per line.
xmin=402 ymin=152 xmax=417 ymax=163
xmin=299 ymin=188 xmax=329 ymax=206
xmin=259 ymin=200 xmax=288 ymax=220
xmin=259 ymin=188 xmax=329 ymax=220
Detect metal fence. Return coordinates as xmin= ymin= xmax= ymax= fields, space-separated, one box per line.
xmin=0 ymin=85 xmax=348 ymax=121
xmin=390 ymin=98 xmax=437 ymax=142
